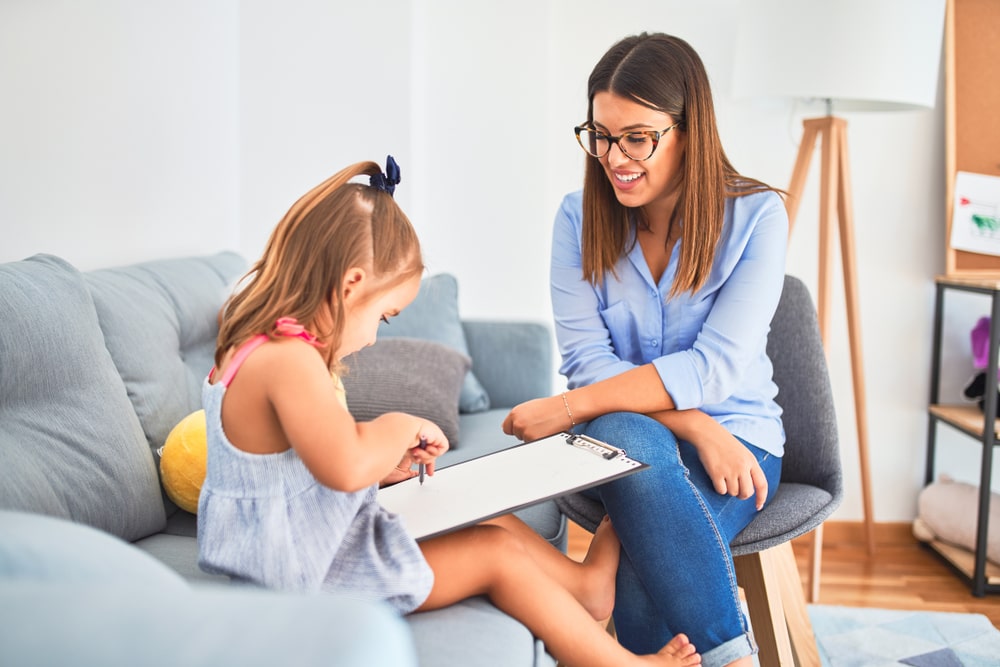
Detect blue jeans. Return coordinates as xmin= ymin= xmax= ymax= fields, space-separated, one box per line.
xmin=581 ymin=412 xmax=782 ymax=666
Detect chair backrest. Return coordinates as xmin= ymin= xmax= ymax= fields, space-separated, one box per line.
xmin=766 ymin=275 xmax=843 ymax=500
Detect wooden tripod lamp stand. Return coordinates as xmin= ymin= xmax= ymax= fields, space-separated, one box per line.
xmin=734 ymin=0 xmax=947 ymax=602
xmin=784 ymin=113 xmax=877 ymax=600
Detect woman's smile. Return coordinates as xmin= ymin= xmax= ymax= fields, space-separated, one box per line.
xmin=611 ymin=168 xmax=645 ymax=190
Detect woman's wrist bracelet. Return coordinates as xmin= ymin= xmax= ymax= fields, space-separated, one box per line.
xmin=561 ymin=392 xmax=576 ymax=429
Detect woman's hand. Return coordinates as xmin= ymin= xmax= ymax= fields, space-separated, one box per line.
xmin=652 ymin=409 xmax=769 ymax=510
xmin=694 ymin=430 xmax=769 ymax=510
xmin=503 ymin=395 xmax=572 ymax=443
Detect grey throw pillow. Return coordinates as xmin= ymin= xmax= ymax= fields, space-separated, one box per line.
xmin=0 ymin=255 xmax=166 ymax=541
xmin=341 ymin=338 xmax=471 ymax=447
xmin=377 ymin=273 xmax=490 ymax=413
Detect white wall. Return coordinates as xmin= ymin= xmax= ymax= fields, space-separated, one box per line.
xmin=2 ymin=0 xmax=993 ymax=522
xmin=238 ymin=0 xmax=414 ymax=258
xmin=0 ymin=0 xmax=239 ymax=270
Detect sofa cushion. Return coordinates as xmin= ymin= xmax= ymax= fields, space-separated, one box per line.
xmin=441 ymin=410 xmax=524 ymax=466
xmin=84 ymin=252 xmax=247 ymax=457
xmin=462 ymin=320 xmax=554 ymax=409
xmin=342 ymin=338 xmax=470 ymax=446
xmin=409 ymin=596 xmax=553 ymax=667
xmin=133 ymin=532 xmax=230 ymax=583
xmin=0 ymin=510 xmax=187 ymax=590
xmin=0 ymin=255 xmax=166 ymax=541
xmin=378 ymin=273 xmax=491 ymax=414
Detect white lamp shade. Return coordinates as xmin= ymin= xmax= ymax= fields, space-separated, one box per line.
xmin=733 ymin=0 xmax=946 ymax=111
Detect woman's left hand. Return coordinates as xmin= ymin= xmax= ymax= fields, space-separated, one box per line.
xmin=696 ymin=433 xmax=769 ymax=510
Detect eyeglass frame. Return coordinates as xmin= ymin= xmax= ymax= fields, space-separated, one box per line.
xmin=573 ymin=122 xmax=681 ymax=161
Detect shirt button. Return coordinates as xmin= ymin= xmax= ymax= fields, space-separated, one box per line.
xmin=649 ymin=339 xmax=659 ymax=347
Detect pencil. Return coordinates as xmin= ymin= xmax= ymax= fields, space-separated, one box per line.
xmin=418 ymin=436 xmax=427 ymax=485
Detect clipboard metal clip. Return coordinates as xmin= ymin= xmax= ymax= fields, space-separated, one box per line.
xmin=564 ymin=433 xmax=625 ymax=460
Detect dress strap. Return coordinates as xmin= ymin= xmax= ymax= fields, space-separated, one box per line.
xmin=213 ymin=318 xmax=323 ymax=388
xmin=218 ymin=335 xmax=269 ymax=388
xmin=273 ymin=317 xmax=324 ymax=347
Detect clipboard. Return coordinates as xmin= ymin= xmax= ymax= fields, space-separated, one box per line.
xmin=377 ymin=432 xmax=648 ymax=541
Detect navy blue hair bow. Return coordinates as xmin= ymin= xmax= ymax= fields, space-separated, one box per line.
xmin=369 ymin=155 xmax=401 ymax=196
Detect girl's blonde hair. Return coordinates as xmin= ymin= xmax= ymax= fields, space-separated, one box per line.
xmin=582 ymin=33 xmax=781 ymax=297
xmin=216 ymin=160 xmax=423 ymax=371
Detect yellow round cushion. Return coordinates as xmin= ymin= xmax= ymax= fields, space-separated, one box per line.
xmin=159 ymin=410 xmax=207 ymax=514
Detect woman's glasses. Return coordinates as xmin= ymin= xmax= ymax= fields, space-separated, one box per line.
xmin=574 ymin=123 xmax=680 ymax=161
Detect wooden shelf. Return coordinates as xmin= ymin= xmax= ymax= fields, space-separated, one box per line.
xmin=936 ymin=274 xmax=1000 ymax=291
xmin=929 ymin=404 xmax=1000 ymax=439
xmin=927 ymin=285 xmax=1000 ymax=597
xmin=927 ymin=0 xmax=1000 ymax=597
xmin=922 ymin=538 xmax=1000 ymax=586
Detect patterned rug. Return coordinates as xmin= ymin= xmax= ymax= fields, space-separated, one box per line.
xmin=807 ymin=605 xmax=1000 ymax=666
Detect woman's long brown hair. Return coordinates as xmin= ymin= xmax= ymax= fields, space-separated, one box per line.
xmin=216 ymin=161 xmax=423 ymax=372
xmin=582 ymin=32 xmax=781 ymax=297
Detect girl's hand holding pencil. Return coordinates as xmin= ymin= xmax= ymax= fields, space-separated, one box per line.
xmin=379 ymin=423 xmax=448 ymax=487
xmin=413 ymin=424 xmax=448 ymax=482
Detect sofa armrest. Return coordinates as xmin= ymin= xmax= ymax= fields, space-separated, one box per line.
xmin=0 ymin=510 xmax=417 ymax=666
xmin=0 ymin=583 xmax=417 ymax=667
xmin=461 ymin=320 xmax=553 ymax=409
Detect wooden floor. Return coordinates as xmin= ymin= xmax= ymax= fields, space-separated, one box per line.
xmin=566 ymin=520 xmax=1000 ymax=629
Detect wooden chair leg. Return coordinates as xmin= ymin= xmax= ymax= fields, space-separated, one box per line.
xmin=808 ymin=523 xmax=824 ymax=602
xmin=772 ymin=541 xmax=821 ymax=667
xmin=735 ymin=548 xmax=795 ymax=666
xmin=735 ymin=541 xmax=822 ymax=667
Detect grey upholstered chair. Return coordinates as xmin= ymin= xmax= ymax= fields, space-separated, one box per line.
xmin=558 ymin=274 xmax=843 ymax=667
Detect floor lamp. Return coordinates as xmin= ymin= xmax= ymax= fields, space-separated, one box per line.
xmin=784 ymin=112 xmax=876 ymax=594
xmin=734 ymin=0 xmax=947 ymax=602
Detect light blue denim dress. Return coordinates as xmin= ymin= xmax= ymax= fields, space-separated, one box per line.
xmin=196 ymin=333 xmax=434 ymax=614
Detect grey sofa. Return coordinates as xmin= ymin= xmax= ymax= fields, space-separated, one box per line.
xmin=0 ymin=252 xmax=564 ymax=667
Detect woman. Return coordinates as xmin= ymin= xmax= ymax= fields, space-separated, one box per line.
xmin=503 ymin=32 xmax=787 ymax=667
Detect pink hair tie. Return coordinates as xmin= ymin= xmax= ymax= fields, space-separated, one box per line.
xmin=273 ymin=317 xmax=324 ymax=347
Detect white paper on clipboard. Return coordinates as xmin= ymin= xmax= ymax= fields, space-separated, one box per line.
xmin=377 ymin=432 xmax=647 ymax=541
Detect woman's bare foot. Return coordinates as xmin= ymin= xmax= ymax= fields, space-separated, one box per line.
xmin=641 ymin=634 xmax=701 ymax=666
xmin=578 ymin=515 xmax=620 ymax=621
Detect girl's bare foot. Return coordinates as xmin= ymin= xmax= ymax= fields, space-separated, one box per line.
xmin=642 ymin=633 xmax=701 ymax=666
xmin=579 ymin=515 xmax=620 ymax=621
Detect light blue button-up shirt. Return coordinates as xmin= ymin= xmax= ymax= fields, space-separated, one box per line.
xmin=550 ymin=189 xmax=787 ymax=457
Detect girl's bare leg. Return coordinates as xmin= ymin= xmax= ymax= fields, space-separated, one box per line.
xmin=480 ymin=513 xmax=618 ymax=620
xmin=416 ymin=524 xmax=700 ymax=667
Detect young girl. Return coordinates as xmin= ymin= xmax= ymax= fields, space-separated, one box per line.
xmin=196 ymin=157 xmax=701 ymax=667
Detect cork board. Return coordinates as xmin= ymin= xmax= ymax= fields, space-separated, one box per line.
xmin=945 ymin=0 xmax=1000 ymax=275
